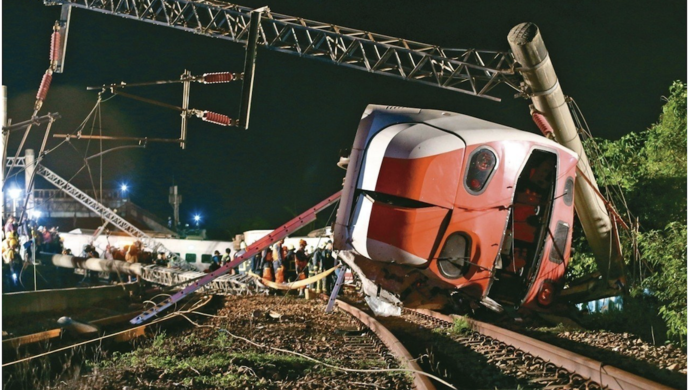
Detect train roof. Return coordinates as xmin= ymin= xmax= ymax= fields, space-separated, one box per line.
xmin=362 ymin=105 xmax=578 ymax=158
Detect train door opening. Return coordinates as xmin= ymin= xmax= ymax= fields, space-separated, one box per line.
xmin=488 ymin=150 xmax=557 ymax=306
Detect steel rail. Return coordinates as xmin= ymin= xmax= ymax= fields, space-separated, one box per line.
xmin=2 ymin=295 xmax=214 ymax=368
xmin=409 ymin=308 xmax=675 ymax=390
xmin=335 ymin=299 xmax=435 ymax=390
xmin=2 ymin=310 xmax=143 ymax=350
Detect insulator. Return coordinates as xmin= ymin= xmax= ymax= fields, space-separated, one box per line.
xmin=36 ymin=70 xmax=53 ymax=102
xmin=50 ymin=31 xmax=62 ymax=64
xmin=532 ymin=111 xmax=555 ymax=140
xmin=202 ymin=111 xmax=233 ymax=126
xmin=201 ymin=72 xmax=234 ymax=84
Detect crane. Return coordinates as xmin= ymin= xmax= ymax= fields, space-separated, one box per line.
xmin=36 ymin=0 xmax=627 ymax=319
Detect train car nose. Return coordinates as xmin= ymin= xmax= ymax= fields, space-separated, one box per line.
xmin=350 ymin=123 xmax=466 ymax=265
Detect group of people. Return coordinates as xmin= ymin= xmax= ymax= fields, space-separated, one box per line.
xmin=2 ymin=215 xmax=64 ymax=290
xmin=207 ymin=238 xmax=339 ymax=295
xmin=2 ymin=216 xmax=63 ymax=261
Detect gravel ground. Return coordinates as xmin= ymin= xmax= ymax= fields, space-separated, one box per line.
xmin=52 ymin=294 xmax=413 ymax=390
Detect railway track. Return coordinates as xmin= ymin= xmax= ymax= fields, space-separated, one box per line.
xmin=3 ymin=291 xmax=681 ymax=390
xmin=370 ymin=305 xmax=677 ymax=390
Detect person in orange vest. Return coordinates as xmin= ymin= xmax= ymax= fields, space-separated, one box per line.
xmin=295 ymin=239 xmax=310 ymax=296
xmin=262 ymin=249 xmax=275 ymax=282
xmin=273 ymin=241 xmax=286 ymax=284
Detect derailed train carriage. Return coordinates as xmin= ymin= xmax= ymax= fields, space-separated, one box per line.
xmin=334 ymin=105 xmax=578 ymax=313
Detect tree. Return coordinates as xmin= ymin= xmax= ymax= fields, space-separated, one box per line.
xmin=574 ymin=81 xmax=687 ymax=345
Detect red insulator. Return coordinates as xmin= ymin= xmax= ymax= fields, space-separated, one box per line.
xmin=202 ymin=111 xmax=232 ymax=126
xmin=50 ymin=31 xmax=62 ymax=63
xmin=36 ymin=71 xmax=53 ymax=101
xmin=202 ymin=72 xmax=234 ymax=84
xmin=532 ymin=111 xmax=554 ymax=139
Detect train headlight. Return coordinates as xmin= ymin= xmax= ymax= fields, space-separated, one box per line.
xmin=465 ymin=148 xmax=497 ymax=194
xmin=537 ymin=280 xmax=556 ymax=307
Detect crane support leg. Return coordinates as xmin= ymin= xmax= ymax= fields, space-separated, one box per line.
xmin=507 ymin=23 xmax=626 ymax=289
xmin=130 ymin=190 xmax=342 ymax=325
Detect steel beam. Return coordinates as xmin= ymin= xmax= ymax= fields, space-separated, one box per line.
xmin=237 ymin=8 xmax=263 ymax=130
xmin=131 ymin=190 xmax=342 ymax=324
xmin=44 ymin=0 xmax=518 ymax=100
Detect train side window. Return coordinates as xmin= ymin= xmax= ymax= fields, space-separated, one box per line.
xmin=563 ymin=177 xmax=574 ymax=206
xmin=437 ymin=232 xmax=471 ymax=279
xmin=464 ymin=147 xmax=497 ymax=195
xmin=201 ymin=254 xmax=212 ymax=263
xmin=549 ymin=221 xmax=569 ymax=264
xmin=185 ymin=253 xmax=197 ymax=263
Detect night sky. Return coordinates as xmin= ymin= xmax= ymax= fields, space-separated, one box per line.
xmin=2 ymin=1 xmax=686 ymax=239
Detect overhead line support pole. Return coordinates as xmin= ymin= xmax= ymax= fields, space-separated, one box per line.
xmin=180 ymin=70 xmax=191 ymax=148
xmin=507 ymin=23 xmax=625 ymax=290
xmin=238 ymin=8 xmax=265 ymax=130
xmin=55 ymin=5 xmax=71 ymax=73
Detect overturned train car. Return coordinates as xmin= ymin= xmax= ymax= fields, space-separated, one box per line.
xmin=334 ymin=105 xmax=578 ymax=313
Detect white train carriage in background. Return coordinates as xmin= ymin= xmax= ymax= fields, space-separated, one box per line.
xmin=59 ymin=229 xmax=333 ymax=272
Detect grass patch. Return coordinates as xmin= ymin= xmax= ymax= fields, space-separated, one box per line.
xmin=91 ymin=327 xmax=407 ymax=387
xmin=450 ymin=316 xmax=472 ymax=335
xmin=531 ymin=322 xmax=580 ymax=334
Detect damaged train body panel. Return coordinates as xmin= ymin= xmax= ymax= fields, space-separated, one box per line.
xmin=334 ymin=105 xmax=578 ymax=312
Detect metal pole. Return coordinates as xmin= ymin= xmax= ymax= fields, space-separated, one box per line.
xmin=238 ymin=8 xmax=265 ymax=130
xmin=25 ymin=149 xmax=35 ymax=214
xmin=33 ymin=240 xmax=37 ymax=291
xmin=326 ymin=267 xmax=347 ymax=313
xmin=55 ymin=5 xmax=72 ymax=73
xmin=180 ymin=70 xmax=191 ymax=149
xmin=1 ymin=86 xmax=6 ymax=219
xmin=507 ymin=23 xmax=625 ymax=288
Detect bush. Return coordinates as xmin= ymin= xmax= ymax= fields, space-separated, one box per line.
xmin=573 ymin=81 xmax=687 ymax=346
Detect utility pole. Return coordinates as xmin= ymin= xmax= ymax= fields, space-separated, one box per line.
xmin=1 ymin=86 xmax=7 ymax=220
xmin=25 ymin=149 xmax=35 ymax=214
xmin=169 ymin=185 xmax=182 ymax=230
xmin=508 ymin=23 xmax=625 ymax=290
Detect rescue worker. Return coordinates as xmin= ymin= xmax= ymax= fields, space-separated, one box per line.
xmin=284 ymin=243 xmax=296 ymax=282
xmin=273 ymin=242 xmax=285 ymax=284
xmin=208 ymin=250 xmax=222 ymax=272
xmin=262 ymin=249 xmax=275 ymax=282
xmin=2 ymin=232 xmax=21 ymax=291
xmin=41 ymin=227 xmax=53 ymax=253
xmin=221 ymin=248 xmax=232 ymax=266
xmin=310 ymin=243 xmax=325 ymax=290
xmin=250 ymin=249 xmax=264 ymax=275
xmin=294 ymin=239 xmax=310 ymax=295
xmin=3 ymin=216 xmax=16 ymax=236
xmin=124 ymin=243 xmax=139 ymax=282
xmin=322 ymin=241 xmax=336 ymax=294
xmin=232 ymin=242 xmax=247 ymax=274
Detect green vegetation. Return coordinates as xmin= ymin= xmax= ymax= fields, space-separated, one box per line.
xmin=98 ymin=332 xmax=326 ymax=387
xmin=450 ymin=316 xmax=471 ymax=335
xmin=92 ymin=329 xmax=409 ymax=388
xmin=571 ymin=81 xmax=687 ymax=346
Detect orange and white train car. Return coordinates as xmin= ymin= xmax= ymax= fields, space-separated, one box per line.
xmin=334 ymin=105 xmax=578 ymax=312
